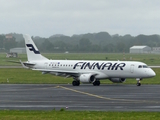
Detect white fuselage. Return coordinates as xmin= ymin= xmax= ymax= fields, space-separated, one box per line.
xmin=31 ymin=60 xmax=156 ymax=79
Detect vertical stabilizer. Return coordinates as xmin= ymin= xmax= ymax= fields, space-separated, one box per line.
xmin=23 ymin=34 xmax=48 ymax=61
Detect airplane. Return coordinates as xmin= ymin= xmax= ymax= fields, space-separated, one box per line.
xmin=22 ymin=34 xmax=156 ymax=86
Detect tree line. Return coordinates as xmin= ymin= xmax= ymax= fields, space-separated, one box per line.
xmin=0 ymin=32 xmax=160 ymax=53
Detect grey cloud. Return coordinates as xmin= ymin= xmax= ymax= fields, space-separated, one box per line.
xmin=0 ymin=0 xmax=160 ymax=37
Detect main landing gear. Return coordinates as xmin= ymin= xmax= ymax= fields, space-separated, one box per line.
xmin=72 ymin=80 xmax=80 ymax=86
xmin=93 ymin=80 xmax=100 ymax=86
xmin=72 ymin=80 xmax=100 ymax=86
xmin=136 ymin=78 xmax=142 ymax=86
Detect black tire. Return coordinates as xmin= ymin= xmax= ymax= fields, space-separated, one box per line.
xmin=136 ymin=83 xmax=141 ymax=86
xmin=72 ymin=81 xmax=77 ymax=86
xmin=93 ymin=82 xmax=97 ymax=86
xmin=96 ymin=81 xmax=100 ymax=86
xmin=76 ymin=81 xmax=80 ymax=86
xmin=93 ymin=81 xmax=100 ymax=86
xmin=72 ymin=81 xmax=80 ymax=86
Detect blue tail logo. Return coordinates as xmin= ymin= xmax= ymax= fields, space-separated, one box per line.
xmin=26 ymin=44 xmax=40 ymax=54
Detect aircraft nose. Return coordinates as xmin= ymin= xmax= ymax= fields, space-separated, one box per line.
xmin=148 ymin=69 xmax=156 ymax=77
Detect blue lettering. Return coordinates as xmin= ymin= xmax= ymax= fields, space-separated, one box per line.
xmin=84 ymin=62 xmax=95 ymax=69
xmin=73 ymin=62 xmax=83 ymax=69
xmin=115 ymin=63 xmax=126 ymax=70
xmin=102 ymin=63 xmax=112 ymax=70
xmin=111 ymin=63 xmax=117 ymax=70
xmin=81 ymin=62 xmax=87 ymax=69
xmin=93 ymin=62 xmax=104 ymax=70
xmin=73 ymin=62 xmax=126 ymax=70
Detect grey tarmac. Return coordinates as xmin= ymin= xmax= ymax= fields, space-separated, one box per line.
xmin=0 ymin=84 xmax=160 ymax=111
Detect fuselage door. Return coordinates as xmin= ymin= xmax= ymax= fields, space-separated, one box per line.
xmin=44 ymin=62 xmax=48 ymax=69
xmin=130 ymin=64 xmax=134 ymax=73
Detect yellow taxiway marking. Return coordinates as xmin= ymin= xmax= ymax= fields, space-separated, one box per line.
xmin=57 ymin=86 xmax=159 ymax=104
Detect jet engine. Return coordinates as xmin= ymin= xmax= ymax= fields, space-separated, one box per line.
xmin=109 ymin=78 xmax=126 ymax=83
xmin=79 ymin=74 xmax=96 ymax=83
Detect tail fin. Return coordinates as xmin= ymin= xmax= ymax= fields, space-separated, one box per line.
xmin=23 ymin=34 xmax=48 ymax=61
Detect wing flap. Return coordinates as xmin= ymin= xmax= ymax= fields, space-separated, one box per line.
xmin=32 ymin=69 xmax=98 ymax=77
xmin=32 ymin=68 xmax=79 ymax=74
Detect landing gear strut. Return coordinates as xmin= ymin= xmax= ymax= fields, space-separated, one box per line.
xmin=93 ymin=80 xmax=100 ymax=86
xmin=136 ymin=78 xmax=142 ymax=86
xmin=72 ymin=80 xmax=80 ymax=86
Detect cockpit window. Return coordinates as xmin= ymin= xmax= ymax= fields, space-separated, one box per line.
xmin=143 ymin=65 xmax=148 ymax=68
xmin=138 ymin=65 xmax=148 ymax=68
xmin=138 ymin=65 xmax=142 ymax=68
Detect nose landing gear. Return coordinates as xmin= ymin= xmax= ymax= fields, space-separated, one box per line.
xmin=136 ymin=78 xmax=142 ymax=86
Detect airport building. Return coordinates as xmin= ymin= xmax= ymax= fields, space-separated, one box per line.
xmin=152 ymin=47 xmax=160 ymax=54
xmin=10 ymin=48 xmax=26 ymax=54
xmin=130 ymin=46 xmax=151 ymax=53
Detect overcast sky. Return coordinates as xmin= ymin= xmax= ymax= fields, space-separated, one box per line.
xmin=0 ymin=0 xmax=160 ymax=37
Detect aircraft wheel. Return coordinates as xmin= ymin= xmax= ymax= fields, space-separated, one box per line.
xmin=93 ymin=81 xmax=100 ymax=86
xmin=136 ymin=78 xmax=142 ymax=86
xmin=96 ymin=81 xmax=100 ymax=86
xmin=76 ymin=81 xmax=80 ymax=86
xmin=72 ymin=81 xmax=77 ymax=86
xmin=72 ymin=81 xmax=80 ymax=86
xmin=136 ymin=83 xmax=141 ymax=86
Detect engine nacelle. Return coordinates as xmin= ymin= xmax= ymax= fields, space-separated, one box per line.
xmin=109 ymin=78 xmax=126 ymax=83
xmin=79 ymin=74 xmax=96 ymax=83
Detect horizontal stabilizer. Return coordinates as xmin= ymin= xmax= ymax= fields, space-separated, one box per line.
xmin=20 ymin=60 xmax=35 ymax=69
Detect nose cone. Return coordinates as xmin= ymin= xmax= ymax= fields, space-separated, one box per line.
xmin=148 ymin=69 xmax=156 ymax=77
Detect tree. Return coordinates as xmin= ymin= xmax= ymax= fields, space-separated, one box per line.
xmin=116 ymin=42 xmax=126 ymax=53
xmin=4 ymin=36 xmax=17 ymax=51
xmin=41 ymin=39 xmax=54 ymax=52
xmin=103 ymin=43 xmax=115 ymax=53
xmin=79 ymin=38 xmax=92 ymax=52
xmin=0 ymin=35 xmax=5 ymax=48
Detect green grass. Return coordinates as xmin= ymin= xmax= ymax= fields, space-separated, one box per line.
xmin=0 ymin=111 xmax=160 ymax=120
xmin=0 ymin=68 xmax=71 ymax=84
xmin=0 ymin=68 xmax=159 ymax=84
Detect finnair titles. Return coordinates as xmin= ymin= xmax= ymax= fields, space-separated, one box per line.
xmin=73 ymin=62 xmax=125 ymax=70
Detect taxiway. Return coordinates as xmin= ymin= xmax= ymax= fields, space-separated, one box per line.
xmin=0 ymin=84 xmax=160 ymax=111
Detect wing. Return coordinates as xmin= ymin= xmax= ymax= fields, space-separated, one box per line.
xmin=32 ymin=68 xmax=98 ymax=78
